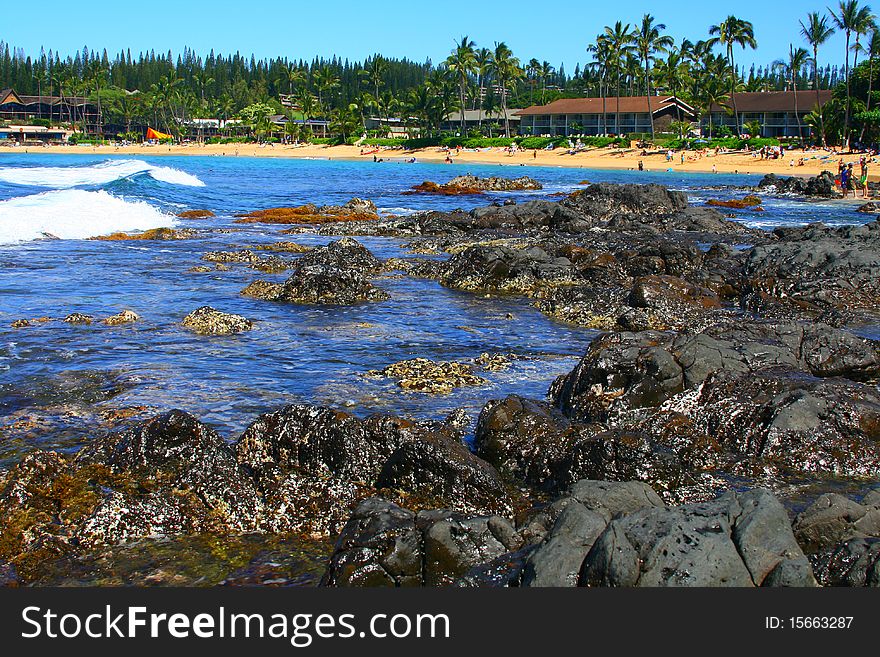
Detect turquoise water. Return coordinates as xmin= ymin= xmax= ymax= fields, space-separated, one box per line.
xmin=0 ymin=154 xmax=870 ymax=465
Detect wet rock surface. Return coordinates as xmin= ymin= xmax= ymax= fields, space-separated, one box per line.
xmin=410 ymin=175 xmax=542 ymax=195
xmin=241 ymin=238 xmax=389 ymax=305
xmin=742 ymin=221 xmax=880 ymax=322
xmin=182 ymin=306 xmax=253 ymax=335
xmin=4 ymin=180 xmax=880 ymax=588
xmin=757 ymin=172 xmax=838 ymax=197
xmin=321 ymin=481 xmax=816 ymax=588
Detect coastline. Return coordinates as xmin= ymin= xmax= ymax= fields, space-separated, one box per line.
xmin=1 ymin=141 xmax=865 ymax=179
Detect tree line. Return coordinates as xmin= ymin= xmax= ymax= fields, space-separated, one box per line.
xmin=1 ymin=2 xmax=877 ymax=146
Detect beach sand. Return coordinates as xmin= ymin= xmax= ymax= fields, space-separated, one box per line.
xmin=1 ymin=141 xmax=870 ymax=180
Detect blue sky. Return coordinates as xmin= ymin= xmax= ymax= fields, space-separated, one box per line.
xmin=3 ymin=0 xmax=853 ymax=72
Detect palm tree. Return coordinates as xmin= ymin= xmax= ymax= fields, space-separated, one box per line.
xmin=192 ymin=72 xmax=215 ymax=108
xmin=636 ymin=14 xmax=674 ymax=140
xmin=472 ymin=48 xmax=493 ymax=133
xmin=313 ymin=66 xmax=340 ymax=122
xmin=654 ymin=48 xmax=690 ymax=134
xmin=709 ymin=15 xmax=758 ymax=136
xmin=800 ymin=11 xmax=836 ymax=146
xmin=604 ymin=21 xmax=636 ymax=135
xmin=295 ymin=89 xmax=318 ymax=139
xmin=859 ymin=29 xmax=880 ymax=142
xmin=851 ymin=6 xmax=877 ymax=71
xmin=588 ymin=37 xmax=613 ymax=135
xmin=538 ymin=61 xmax=555 ymax=104
xmin=446 ymin=36 xmax=477 ymax=135
xmin=831 ymin=0 xmax=876 ymax=148
xmin=774 ymin=45 xmax=812 ymax=141
xmin=283 ymin=62 xmax=305 ymax=94
xmin=488 ymin=42 xmax=523 ymax=138
xmin=701 ymin=76 xmax=732 ymax=138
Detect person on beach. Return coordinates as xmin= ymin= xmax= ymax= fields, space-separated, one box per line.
xmin=841 ymin=164 xmax=852 ymax=198
xmin=861 ymin=159 xmax=870 ymax=199
xmin=638 ymin=160 xmax=644 ymax=171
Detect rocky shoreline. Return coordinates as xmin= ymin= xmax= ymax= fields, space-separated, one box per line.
xmin=2 ymin=177 xmax=879 ymax=587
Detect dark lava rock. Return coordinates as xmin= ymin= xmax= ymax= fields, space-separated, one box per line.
xmin=551 ymin=320 xmax=880 ymax=423
xmin=793 ymin=493 xmax=880 ymax=553
xmin=811 ymin=538 xmax=880 ymax=586
xmin=253 ymin=237 xmax=389 ymax=305
xmin=296 ymin=237 xmax=383 ymax=273
xmin=857 ymin=202 xmax=880 ymax=214
xmin=235 ymin=404 xmax=515 ymax=534
xmin=323 ymin=481 xmax=817 ymax=588
xmin=521 ymin=481 xmax=664 ymax=587
xmin=475 ymin=395 xmax=574 ymax=485
xmin=742 ymin=220 xmax=880 ymax=320
xmin=666 ymin=369 xmax=880 ymax=480
xmin=580 ymin=489 xmax=816 ymax=587
xmin=376 ymin=433 xmax=514 ymax=517
xmin=277 ymin=264 xmax=389 ymax=305
xmin=562 ymin=183 xmax=689 ymax=222
xmin=0 ymin=413 xmax=265 ymax=582
xmin=436 ymin=244 xmax=577 ymax=294
xmin=757 ymin=171 xmax=838 ymax=197
xmin=237 ymin=405 xmax=424 ymax=484
xmin=77 ymin=410 xmax=264 ymax=533
xmin=475 ymin=395 xmax=717 ymax=500
xmin=320 ymin=498 xmax=522 ymax=587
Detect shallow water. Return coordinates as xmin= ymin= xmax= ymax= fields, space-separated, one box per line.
xmin=0 ymin=154 xmax=873 ymax=468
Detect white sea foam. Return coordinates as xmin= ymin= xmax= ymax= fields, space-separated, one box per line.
xmin=0 ymin=189 xmax=176 ymax=244
xmin=0 ymin=159 xmax=205 ymax=188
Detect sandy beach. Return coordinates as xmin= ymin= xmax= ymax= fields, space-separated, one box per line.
xmin=2 ymin=141 xmax=867 ymax=179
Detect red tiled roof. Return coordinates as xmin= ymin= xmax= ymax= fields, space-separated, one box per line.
xmin=710 ymin=91 xmax=834 ymax=112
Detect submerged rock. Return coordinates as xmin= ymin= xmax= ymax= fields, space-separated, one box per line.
xmin=367 ymin=358 xmax=487 ymax=394
xmin=63 ymin=313 xmax=94 ymax=324
xmin=93 ymin=227 xmax=198 ymax=241
xmin=177 ymin=209 xmax=216 ymax=219
xmin=182 ymin=306 xmax=252 ymax=335
xmin=103 ymin=310 xmax=139 ymax=326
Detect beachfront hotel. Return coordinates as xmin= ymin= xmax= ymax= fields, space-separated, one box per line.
xmin=516 ymin=96 xmax=697 ymax=137
xmin=516 ymin=91 xmax=833 ymax=139
xmin=0 ymin=87 xmax=100 ymax=137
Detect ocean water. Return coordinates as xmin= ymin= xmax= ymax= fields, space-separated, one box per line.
xmin=0 ymin=154 xmax=872 ymax=466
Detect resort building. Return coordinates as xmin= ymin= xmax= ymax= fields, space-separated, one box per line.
xmin=0 ymin=125 xmax=68 ymax=143
xmin=517 ymin=91 xmax=834 ymax=139
xmin=705 ymin=91 xmax=833 ymax=138
xmin=0 ymin=87 xmax=100 ymax=134
xmin=516 ymin=96 xmax=696 ymax=137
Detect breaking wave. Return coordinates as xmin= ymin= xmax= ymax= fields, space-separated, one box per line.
xmin=0 ymin=159 xmax=205 ymax=188
xmin=0 ymin=189 xmax=176 ymax=244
